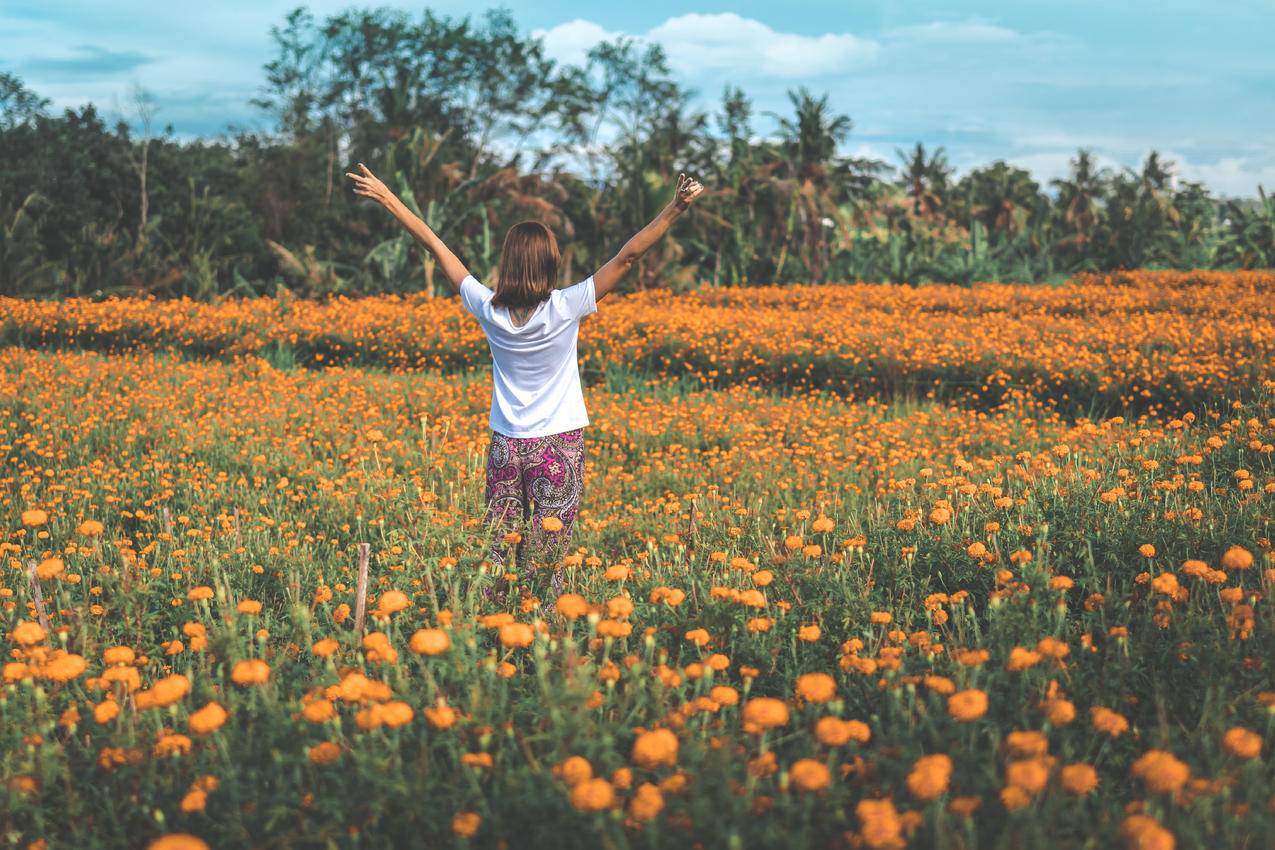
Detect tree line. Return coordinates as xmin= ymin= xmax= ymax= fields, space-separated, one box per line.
xmin=2 ymin=5 xmax=1273 ymax=300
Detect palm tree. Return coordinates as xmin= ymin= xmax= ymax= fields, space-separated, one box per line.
xmin=1051 ymin=149 xmax=1107 ymax=262
xmin=1219 ymin=186 xmax=1275 ymax=268
xmin=895 ymin=142 xmax=952 ymax=221
xmin=959 ymin=161 xmax=1042 ymax=238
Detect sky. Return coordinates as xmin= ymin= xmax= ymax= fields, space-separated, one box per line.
xmin=3 ymin=0 xmax=1273 ymax=197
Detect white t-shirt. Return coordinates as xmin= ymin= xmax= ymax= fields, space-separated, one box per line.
xmin=459 ymin=274 xmax=597 ymax=438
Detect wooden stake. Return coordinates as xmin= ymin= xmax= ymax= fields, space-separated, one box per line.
xmin=353 ymin=543 xmax=371 ymax=636
xmin=232 ymin=508 xmax=242 ymax=545
xmin=161 ymin=506 xmax=173 ymax=536
xmin=25 ymin=559 xmax=51 ymax=632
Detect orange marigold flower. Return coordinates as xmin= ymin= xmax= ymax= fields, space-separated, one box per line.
xmin=452 ymin=812 xmax=481 ymax=838
xmin=230 ymin=659 xmax=270 ymax=686
xmin=1121 ymin=814 xmax=1175 ymax=850
xmin=1131 ymin=750 xmax=1191 ymax=794
xmin=147 ymin=835 xmax=211 ymax=850
xmin=795 ymin=672 xmax=837 ymax=703
xmin=188 ymin=701 xmax=228 ymax=735
xmin=1220 ymin=546 xmax=1254 ymax=571
xmin=632 ymin=728 xmax=679 ymax=769
xmin=742 ymin=697 xmax=790 ymax=731
xmin=570 ymin=777 xmax=615 ymax=812
xmin=308 ymin=741 xmax=341 ymax=764
xmin=789 ymin=758 xmax=832 ymax=792
xmin=948 ymin=689 xmax=989 ymax=722
xmin=1222 ymin=727 xmax=1261 ymax=760
xmin=1091 ymin=706 xmax=1130 ymax=737
xmin=409 ymin=628 xmax=451 ymax=656
xmin=1060 ymin=763 xmax=1099 ymax=795
xmin=907 ymin=753 xmax=952 ymax=801
xmin=11 ymin=621 xmax=46 ymax=646
xmin=499 ymin=622 xmax=534 ymax=649
xmin=628 ymin=782 xmax=665 ymax=821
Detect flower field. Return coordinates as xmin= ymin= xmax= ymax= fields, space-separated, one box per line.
xmin=2 ymin=273 xmax=1274 ymax=849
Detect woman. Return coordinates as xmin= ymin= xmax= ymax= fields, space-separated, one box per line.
xmin=345 ymin=163 xmax=704 ymax=599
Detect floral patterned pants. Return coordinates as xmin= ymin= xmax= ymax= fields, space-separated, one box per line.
xmin=483 ymin=427 xmax=585 ymax=598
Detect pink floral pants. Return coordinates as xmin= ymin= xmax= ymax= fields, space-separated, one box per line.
xmin=483 ymin=428 xmax=584 ymax=597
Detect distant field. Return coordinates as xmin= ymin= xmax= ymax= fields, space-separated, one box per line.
xmin=2 ymin=271 xmax=1272 ymax=849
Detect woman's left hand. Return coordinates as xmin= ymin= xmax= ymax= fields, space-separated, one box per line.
xmin=345 ymin=163 xmax=393 ymax=205
xmin=673 ymin=172 xmax=705 ymax=211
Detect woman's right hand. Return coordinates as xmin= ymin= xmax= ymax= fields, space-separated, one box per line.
xmin=345 ymin=163 xmax=394 ymax=206
xmin=673 ymin=172 xmax=705 ymax=211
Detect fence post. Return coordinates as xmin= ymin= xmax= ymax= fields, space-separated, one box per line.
xmin=353 ymin=543 xmax=371 ymax=636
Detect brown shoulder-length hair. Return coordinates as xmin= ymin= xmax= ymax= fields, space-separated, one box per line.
xmin=492 ymin=221 xmax=560 ymax=309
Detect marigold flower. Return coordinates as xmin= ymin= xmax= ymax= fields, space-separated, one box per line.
xmin=1060 ymin=763 xmax=1098 ymax=795
xmin=1121 ymin=814 xmax=1175 ymax=850
xmin=237 ymin=599 xmax=262 ymax=615
xmin=147 ymin=835 xmax=210 ymax=850
xmin=452 ymin=811 xmax=481 ymax=838
xmin=1220 ymin=546 xmax=1254 ymax=570
xmin=559 ymin=755 xmax=592 ymax=787
xmin=409 ymin=628 xmax=450 ymax=656
xmin=789 ymin=758 xmax=832 ymax=792
xmin=907 ymin=753 xmax=952 ymax=801
xmin=1005 ymin=757 xmax=1052 ymax=795
xmin=188 ymin=702 xmax=227 ymax=735
xmin=540 ymin=515 xmax=564 ymax=533
xmin=303 ymin=699 xmax=335 ymax=723
xmin=948 ymin=689 xmax=988 ymax=722
xmin=499 ymin=622 xmax=534 ymax=649
xmin=41 ymin=652 xmax=87 ymax=682
xmin=308 ymin=741 xmax=341 ymax=764
xmin=154 ymin=733 xmax=193 ymax=757
xmin=555 ymin=593 xmax=588 ymax=619
xmin=795 ymin=672 xmax=837 ymax=703
xmin=377 ymin=589 xmax=410 ymax=615
xmin=742 ymin=697 xmax=789 ymax=731
xmin=231 ymin=659 xmax=270 ymax=686
xmin=710 ymin=685 xmax=739 ymax=706
xmin=856 ymin=798 xmax=904 ymax=849
xmin=11 ymin=621 xmax=46 ymax=646
xmin=1090 ymin=706 xmax=1130 ymax=737
xmin=1131 ymin=749 xmax=1191 ymax=794
xmin=570 ymin=777 xmax=615 ymax=811
xmin=35 ymin=557 xmax=65 ymax=580
xmin=631 ymin=728 xmax=679 ymax=769
xmin=628 ymin=782 xmax=665 ymax=821
xmin=1222 ymin=727 xmax=1261 ymax=760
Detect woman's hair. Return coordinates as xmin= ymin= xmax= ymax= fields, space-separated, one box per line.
xmin=492 ymin=220 xmax=559 ymax=309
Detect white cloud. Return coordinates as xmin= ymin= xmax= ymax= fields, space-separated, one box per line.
xmin=1165 ymin=152 xmax=1275 ymax=198
xmin=535 ymin=13 xmax=878 ymax=79
xmin=532 ymin=19 xmax=622 ymax=70
xmin=887 ymin=19 xmax=1021 ymax=44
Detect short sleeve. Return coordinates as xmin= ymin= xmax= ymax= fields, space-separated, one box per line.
xmin=459 ymin=275 xmax=493 ymax=317
xmin=557 ymin=276 xmax=597 ymax=320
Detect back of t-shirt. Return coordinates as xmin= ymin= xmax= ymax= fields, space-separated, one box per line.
xmin=459 ymin=274 xmax=597 ymax=438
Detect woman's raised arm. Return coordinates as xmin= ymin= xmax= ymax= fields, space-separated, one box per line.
xmin=592 ymin=173 xmax=704 ymax=302
xmin=345 ymin=163 xmax=471 ymax=294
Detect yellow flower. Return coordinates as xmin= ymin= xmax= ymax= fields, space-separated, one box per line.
xmin=452 ymin=811 xmax=481 ymax=838
xmin=555 ymin=593 xmax=589 ymax=619
xmin=1222 ymin=727 xmax=1261 ymax=760
xmin=559 ymin=756 xmax=593 ymax=786
xmin=35 ymin=558 xmax=65 ymax=580
xmin=788 ymin=758 xmax=831 ymax=792
xmin=628 ymin=783 xmax=665 ymax=821
xmin=78 ymin=519 xmax=105 ymax=537
xmin=188 ymin=701 xmax=228 ymax=735
xmin=540 ymin=515 xmax=564 ymax=533
xmin=906 ymin=753 xmax=952 ymax=801
xmin=948 ymin=689 xmax=988 ymax=722
xmin=11 ymin=621 xmax=46 ymax=646
xmin=21 ymin=509 xmax=49 ymax=527
xmin=1131 ymin=749 xmax=1190 ymax=794
xmin=570 ymin=778 xmax=615 ymax=811
xmin=1060 ymin=763 xmax=1098 ymax=795
xmin=1220 ymin=546 xmax=1254 ymax=570
xmin=231 ymin=659 xmax=271 ymax=686
xmin=377 ymin=589 xmax=410 ymax=614
xmin=742 ymin=697 xmax=790 ymax=732
xmin=236 ymin=599 xmax=262 ymax=615
xmin=308 ymin=741 xmax=341 ymax=764
xmin=794 ymin=672 xmax=837 ymax=703
xmin=631 ymin=728 xmax=679 ymax=769
xmin=147 ymin=835 xmax=210 ymax=850
xmin=409 ymin=628 xmax=451 ymax=656
xmin=499 ymin=622 xmax=535 ymax=648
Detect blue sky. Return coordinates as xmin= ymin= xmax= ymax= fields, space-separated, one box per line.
xmin=3 ymin=1 xmax=1273 ymax=196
